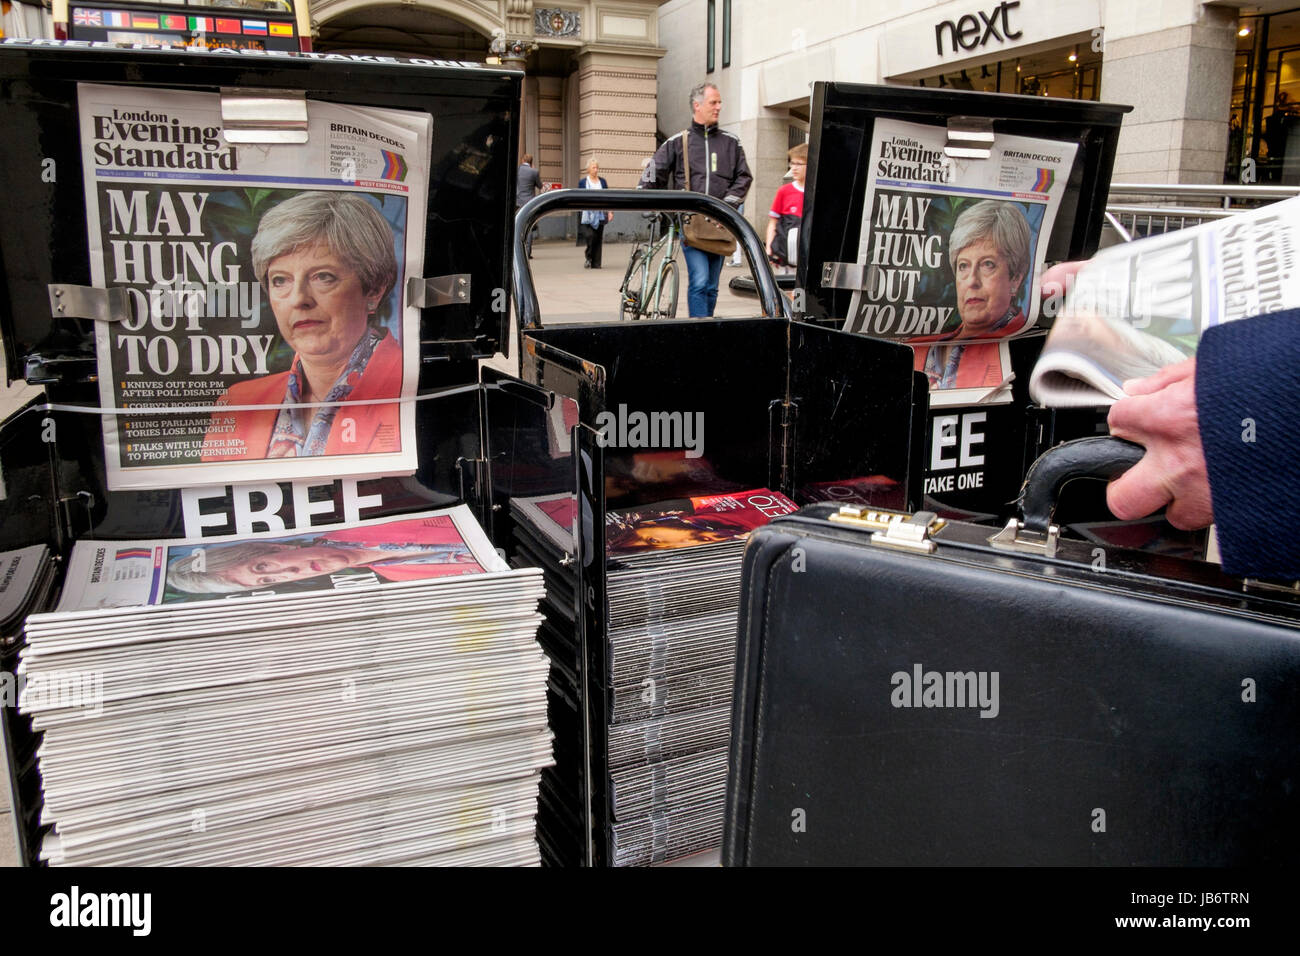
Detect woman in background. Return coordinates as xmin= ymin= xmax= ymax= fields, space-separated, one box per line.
xmin=578 ymin=160 xmax=612 ymax=268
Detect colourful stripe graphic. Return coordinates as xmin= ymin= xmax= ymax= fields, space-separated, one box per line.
xmin=115 ymin=548 xmax=152 ymax=560
xmin=380 ymin=150 xmax=409 ymax=181
xmin=1032 ymin=168 xmax=1054 ymax=192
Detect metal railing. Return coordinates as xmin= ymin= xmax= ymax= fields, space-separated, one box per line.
xmin=1104 ymin=183 xmax=1300 ymax=241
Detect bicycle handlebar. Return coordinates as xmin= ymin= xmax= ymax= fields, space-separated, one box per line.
xmin=512 ymin=189 xmax=788 ymax=332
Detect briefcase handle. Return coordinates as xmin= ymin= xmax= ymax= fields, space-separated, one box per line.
xmin=1017 ymin=436 xmax=1146 ymax=535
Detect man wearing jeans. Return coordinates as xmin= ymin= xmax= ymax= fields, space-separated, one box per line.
xmin=640 ymin=83 xmax=753 ymax=317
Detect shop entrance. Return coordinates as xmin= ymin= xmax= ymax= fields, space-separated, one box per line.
xmin=915 ymin=40 xmax=1102 ymax=102
xmin=1229 ymin=8 xmax=1300 ymax=184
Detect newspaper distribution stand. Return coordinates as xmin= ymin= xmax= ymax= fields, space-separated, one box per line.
xmin=507 ymin=188 xmax=925 ymax=865
xmin=797 ymin=81 xmax=1135 ymax=532
xmin=0 ymin=41 xmax=575 ymax=866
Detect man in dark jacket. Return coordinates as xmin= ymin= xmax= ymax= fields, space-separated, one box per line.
xmin=641 ymin=83 xmax=752 ymax=316
xmin=517 ymin=154 xmax=544 ymax=257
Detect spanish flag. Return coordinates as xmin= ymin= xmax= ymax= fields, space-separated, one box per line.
xmin=269 ymin=22 xmax=294 ymax=36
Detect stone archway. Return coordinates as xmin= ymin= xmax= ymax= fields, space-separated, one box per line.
xmin=310 ymin=1 xmax=496 ymax=59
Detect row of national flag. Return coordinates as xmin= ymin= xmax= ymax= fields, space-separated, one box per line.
xmin=71 ymin=8 xmax=294 ymax=37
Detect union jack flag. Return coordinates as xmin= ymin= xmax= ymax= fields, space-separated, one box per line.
xmin=72 ymin=9 xmax=103 ymax=26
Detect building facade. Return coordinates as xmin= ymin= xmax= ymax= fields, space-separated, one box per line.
xmin=660 ymin=0 xmax=1300 ymax=237
xmin=311 ymin=0 xmax=667 ymax=193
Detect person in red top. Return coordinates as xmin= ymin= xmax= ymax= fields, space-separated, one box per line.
xmin=766 ymin=143 xmax=807 ymax=269
xmin=911 ymin=199 xmax=1032 ymax=390
xmin=202 ymin=191 xmax=402 ymax=462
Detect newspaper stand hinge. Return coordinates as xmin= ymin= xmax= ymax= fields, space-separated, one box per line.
xmin=1242 ymin=577 xmax=1300 ymax=595
xmin=407 ymin=274 xmax=472 ymax=308
xmin=48 ymin=285 xmax=130 ymax=324
xmin=820 ymin=261 xmax=870 ymax=292
xmin=945 ymin=116 xmax=995 ymax=159
xmin=830 ymin=506 xmax=944 ymax=554
xmin=989 ymin=518 xmax=1060 ymax=557
xmin=220 ymin=89 xmax=309 ymax=144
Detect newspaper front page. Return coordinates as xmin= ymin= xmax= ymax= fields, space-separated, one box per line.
xmin=843 ymin=118 xmax=1077 ymax=406
xmin=78 ymin=83 xmax=431 ymax=489
xmin=53 ymin=505 xmax=504 ymax=611
xmin=1029 ymin=196 xmax=1300 ymax=406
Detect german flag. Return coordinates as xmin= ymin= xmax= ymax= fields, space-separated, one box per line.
xmin=131 ymin=13 xmax=159 ymax=29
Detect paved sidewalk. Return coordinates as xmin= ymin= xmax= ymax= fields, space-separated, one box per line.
xmin=485 ymin=236 xmax=769 ymax=375
xmin=526 ymin=236 xmax=763 ymax=325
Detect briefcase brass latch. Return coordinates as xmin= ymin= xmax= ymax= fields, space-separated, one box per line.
xmin=989 ymin=518 xmax=1060 ymax=557
xmin=830 ymin=505 xmax=944 ymax=554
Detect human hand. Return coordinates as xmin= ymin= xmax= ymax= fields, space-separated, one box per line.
xmin=1040 ymin=260 xmax=1087 ymax=313
xmin=1105 ymin=357 xmax=1214 ymax=529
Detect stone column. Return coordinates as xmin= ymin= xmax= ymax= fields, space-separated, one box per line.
xmin=1100 ymin=4 xmax=1237 ymax=184
xmin=575 ymin=47 xmax=660 ymax=187
xmin=536 ymin=75 xmax=565 ymax=188
xmin=741 ymin=111 xmax=800 ymax=242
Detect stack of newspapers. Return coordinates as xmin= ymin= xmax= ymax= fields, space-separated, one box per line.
xmin=512 ymin=484 xmax=798 ymax=866
xmin=0 ymin=545 xmax=55 ymax=638
xmin=18 ymin=506 xmax=553 ymax=866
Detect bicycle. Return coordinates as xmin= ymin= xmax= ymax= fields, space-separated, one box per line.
xmin=618 ymin=212 xmax=681 ymax=320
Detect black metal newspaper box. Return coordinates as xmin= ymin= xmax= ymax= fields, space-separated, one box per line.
xmin=798 ymin=81 xmax=1136 ymax=533
xmin=0 ymin=41 xmax=574 ymax=866
xmin=505 ymin=187 xmax=925 ymax=865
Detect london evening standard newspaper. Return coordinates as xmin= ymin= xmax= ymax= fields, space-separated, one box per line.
xmin=77 ymin=83 xmax=431 ymax=490
xmin=843 ymin=118 xmax=1077 ymax=407
xmin=53 ymin=505 xmax=504 ymax=611
xmin=1029 ymin=196 xmax=1300 ymax=406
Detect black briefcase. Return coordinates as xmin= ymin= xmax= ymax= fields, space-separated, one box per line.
xmin=724 ymin=438 xmax=1300 ymax=866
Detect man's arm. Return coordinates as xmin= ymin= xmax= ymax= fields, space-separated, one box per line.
xmin=639 ymin=139 xmax=676 ymax=190
xmin=724 ymin=142 xmax=753 ymax=205
xmin=1193 ymin=311 xmax=1300 ymax=578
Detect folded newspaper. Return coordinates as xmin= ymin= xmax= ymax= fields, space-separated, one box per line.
xmin=1029 ymin=196 xmax=1300 ymax=406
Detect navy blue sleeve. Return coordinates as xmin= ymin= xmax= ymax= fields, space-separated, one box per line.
xmin=1196 ymin=310 xmax=1300 ymax=578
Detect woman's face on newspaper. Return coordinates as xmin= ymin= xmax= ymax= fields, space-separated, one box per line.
xmin=220 ymin=543 xmax=357 ymax=587
xmin=266 ymin=243 xmax=376 ymax=371
xmin=953 ymin=237 xmax=1023 ymax=337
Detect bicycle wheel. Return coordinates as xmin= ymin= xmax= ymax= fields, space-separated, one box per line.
xmin=620 ymin=248 xmax=648 ymax=321
xmin=653 ymin=259 xmax=679 ymax=319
